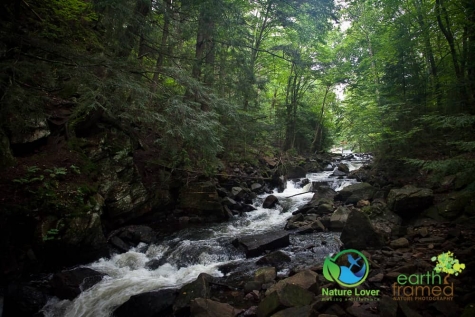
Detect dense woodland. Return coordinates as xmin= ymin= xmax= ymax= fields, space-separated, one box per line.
xmin=1 ymin=0 xmax=474 ymax=179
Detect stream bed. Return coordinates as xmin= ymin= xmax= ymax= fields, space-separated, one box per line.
xmin=42 ymin=155 xmax=369 ymax=317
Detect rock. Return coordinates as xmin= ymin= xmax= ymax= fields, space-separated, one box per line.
xmin=232 ymin=187 xmax=245 ymax=199
xmin=263 ymin=195 xmax=279 ymax=209
xmin=269 ymin=305 xmax=313 ymax=317
xmin=190 ymin=298 xmax=242 ymax=317
xmin=256 ymin=251 xmax=292 ymax=267
xmin=337 ymin=163 xmax=350 ymax=174
xmin=436 ymin=191 xmax=474 ymax=219
xmin=109 ymin=236 xmax=131 ymax=252
xmin=3 ymin=283 xmax=49 ymax=317
xmin=418 ymin=236 xmax=445 ymax=243
xmin=332 ymin=169 xmax=347 ymax=177
xmin=287 ymin=166 xmax=307 ymax=179
xmin=179 ymin=182 xmax=224 ymax=221
xmin=113 ymin=289 xmax=177 ymax=317
xmin=340 ymin=210 xmax=385 ymax=249
xmin=257 ymin=284 xmax=315 ymax=317
xmin=368 ymin=273 xmax=384 ymax=283
xmin=387 ymin=186 xmax=434 ymax=216
xmin=244 ymin=306 xmax=259 ymax=316
xmin=461 ymin=304 xmax=475 ymax=317
xmin=357 ymin=200 xmax=370 ymax=208
xmin=245 ymin=281 xmax=263 ymax=293
xmin=335 ymin=183 xmax=375 ymax=205
xmin=10 ymin=118 xmax=51 ymax=144
xmin=251 ymin=183 xmax=263 ymax=192
xmin=330 ymin=206 xmax=351 ymax=230
xmin=255 ymin=267 xmax=277 ymax=283
xmin=389 ymin=238 xmax=409 ymax=249
xmin=316 ymin=204 xmax=334 ymax=214
xmin=233 ymin=231 xmax=291 ymax=258
xmin=378 ymin=295 xmax=398 ymax=317
xmin=222 ymin=197 xmax=238 ymax=206
xmin=173 ymin=273 xmax=212 ymax=316
xmin=50 ymin=267 xmax=106 ymax=300
xmin=271 ymin=174 xmax=287 ymax=193
xmin=115 ymin=225 xmax=156 ymax=245
xmin=265 ymin=270 xmax=319 ymax=296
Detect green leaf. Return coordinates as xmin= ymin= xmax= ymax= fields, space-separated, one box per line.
xmin=323 ymin=257 xmax=341 ymax=283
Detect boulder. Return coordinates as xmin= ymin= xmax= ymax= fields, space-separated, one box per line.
xmin=3 ymin=283 xmax=49 ymax=317
xmin=256 ymin=251 xmax=291 ymax=268
xmin=115 ymin=225 xmax=156 ymax=245
xmin=173 ymin=273 xmax=212 ymax=316
xmin=329 ymin=206 xmax=351 ymax=230
xmin=340 ymin=210 xmax=385 ymax=249
xmin=335 ymin=183 xmax=375 ymax=205
xmin=435 ymin=191 xmax=474 ymax=220
xmin=178 ymin=182 xmax=224 ymax=221
xmin=190 ymin=298 xmax=242 ymax=317
xmin=233 ymin=231 xmax=290 ymax=258
xmin=387 ymin=186 xmax=434 ymax=216
xmin=265 ymin=270 xmax=319 ymax=296
xmin=337 ymin=163 xmax=350 ymax=174
xmin=255 ymin=267 xmax=277 ymax=283
xmin=287 ymin=166 xmax=307 ymax=179
xmin=257 ymin=284 xmax=315 ymax=317
xmin=113 ymin=289 xmax=177 ymax=317
xmin=263 ymin=195 xmax=279 ymax=209
xmin=50 ymin=267 xmax=106 ymax=300
xmin=251 ymin=183 xmax=263 ymax=192
xmin=10 ymin=118 xmax=50 ymax=144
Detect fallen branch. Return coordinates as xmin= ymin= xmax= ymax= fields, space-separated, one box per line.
xmin=285 ymin=191 xmax=316 ymax=198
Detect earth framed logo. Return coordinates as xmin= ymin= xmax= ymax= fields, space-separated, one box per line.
xmin=323 ymin=249 xmax=369 ymax=287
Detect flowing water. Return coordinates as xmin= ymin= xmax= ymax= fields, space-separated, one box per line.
xmin=42 ymin=156 xmax=368 ymax=317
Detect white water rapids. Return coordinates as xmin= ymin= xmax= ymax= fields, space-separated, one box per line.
xmin=41 ymin=157 xmax=367 ymax=317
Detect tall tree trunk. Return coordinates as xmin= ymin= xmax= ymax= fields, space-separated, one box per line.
xmin=151 ymin=0 xmax=171 ymax=93
xmin=311 ymin=85 xmax=330 ymax=152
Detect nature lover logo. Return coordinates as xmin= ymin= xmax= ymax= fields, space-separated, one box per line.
xmin=323 ymin=249 xmax=369 ymax=287
xmin=321 ymin=249 xmax=380 ymax=301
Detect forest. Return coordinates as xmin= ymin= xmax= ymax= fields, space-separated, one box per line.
xmin=1 ymin=0 xmax=475 ymax=316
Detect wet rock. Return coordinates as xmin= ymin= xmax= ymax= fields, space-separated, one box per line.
xmin=257 ymin=284 xmax=315 ymax=317
xmin=190 ymin=298 xmax=242 ymax=317
xmin=389 ymin=238 xmax=409 ymax=249
xmin=340 ymin=210 xmax=385 ymax=249
xmin=335 ymin=183 xmax=375 ymax=205
xmin=179 ymin=182 xmax=224 ymax=221
xmin=113 ymin=289 xmax=177 ymax=317
xmin=265 ymin=270 xmax=319 ymax=296
xmin=173 ymin=273 xmax=212 ymax=316
xmin=3 ymin=283 xmax=49 ymax=317
xmin=337 ymin=163 xmax=350 ymax=174
xmin=330 ymin=206 xmax=351 ymax=230
xmin=263 ymin=195 xmax=279 ymax=209
xmin=287 ymin=166 xmax=307 ymax=179
xmin=50 ymin=267 xmax=106 ymax=300
xmin=255 ymin=267 xmax=277 ymax=283
xmin=115 ymin=225 xmax=156 ymax=245
xmin=109 ymin=236 xmax=130 ymax=252
xmin=332 ymin=169 xmax=347 ymax=177
xmin=232 ymin=231 xmax=290 ymax=258
xmin=387 ymin=186 xmax=434 ymax=216
xmin=222 ymin=197 xmax=238 ymax=207
xmin=256 ymin=251 xmax=292 ymax=268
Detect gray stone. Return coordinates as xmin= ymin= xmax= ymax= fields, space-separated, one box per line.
xmin=114 ymin=289 xmax=177 ymax=317
xmin=257 ymin=284 xmax=315 ymax=317
xmin=335 ymin=183 xmax=376 ymax=205
xmin=330 ymin=206 xmax=351 ymax=230
xmin=255 ymin=267 xmax=277 ymax=283
xmin=233 ymin=231 xmax=290 ymax=258
xmin=340 ymin=210 xmax=385 ymax=249
xmin=263 ymin=195 xmax=279 ymax=209
xmin=387 ymin=186 xmax=433 ymax=216
xmin=390 ymin=238 xmax=409 ymax=248
xmin=173 ymin=273 xmax=212 ymax=316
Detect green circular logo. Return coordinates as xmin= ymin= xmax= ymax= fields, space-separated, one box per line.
xmin=323 ymin=249 xmax=369 ymax=287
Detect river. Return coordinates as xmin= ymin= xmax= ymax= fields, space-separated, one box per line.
xmin=41 ymin=155 xmax=369 ymax=317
